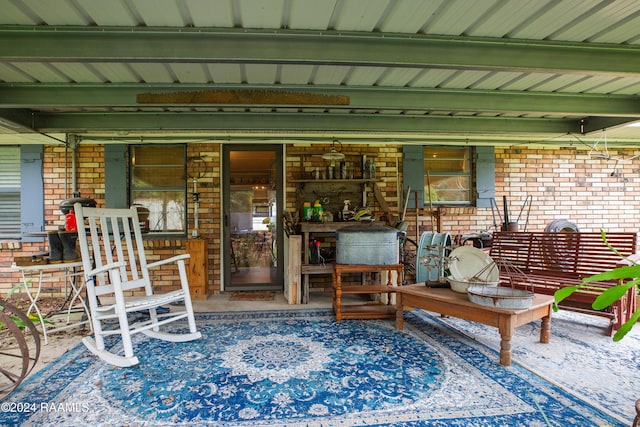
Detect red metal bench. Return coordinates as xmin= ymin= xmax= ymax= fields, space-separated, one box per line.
xmin=489 ymin=231 xmax=638 ymax=335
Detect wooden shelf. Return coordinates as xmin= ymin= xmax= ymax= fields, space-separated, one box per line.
xmin=295 ymin=173 xmax=390 ymax=304
xmin=338 ymin=304 xmax=396 ymax=320
xmin=299 ymin=222 xmax=354 ymax=233
xmin=290 ymin=179 xmax=380 ymax=184
xmin=333 ymin=263 xmax=403 ymax=321
xmin=299 ymin=223 xmax=355 ymax=304
xmin=340 ymin=285 xmax=395 ymax=294
xmin=301 ymin=263 xmax=335 ymax=274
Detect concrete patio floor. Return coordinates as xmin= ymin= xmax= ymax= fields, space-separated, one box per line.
xmin=192 ymin=290 xmax=337 ymax=312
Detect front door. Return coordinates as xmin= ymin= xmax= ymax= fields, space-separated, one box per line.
xmin=223 ymin=145 xmax=283 ymax=291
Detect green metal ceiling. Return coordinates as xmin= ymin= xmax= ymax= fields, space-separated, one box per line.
xmin=1 ymin=0 xmax=640 ymax=146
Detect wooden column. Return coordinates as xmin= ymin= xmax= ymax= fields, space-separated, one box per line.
xmin=286 ymin=235 xmax=302 ymax=304
xmin=185 ymin=238 xmax=209 ymax=300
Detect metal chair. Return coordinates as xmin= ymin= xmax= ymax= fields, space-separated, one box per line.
xmin=74 ymin=203 xmax=201 ymax=367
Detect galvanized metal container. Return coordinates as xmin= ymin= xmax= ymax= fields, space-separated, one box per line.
xmin=336 ymin=224 xmax=399 ymax=265
xmin=446 ymin=278 xmax=498 ymax=294
xmin=467 ymin=286 xmax=534 ymax=309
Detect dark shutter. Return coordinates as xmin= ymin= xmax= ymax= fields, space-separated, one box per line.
xmin=105 ymin=144 xmax=128 ymax=208
xmin=475 ymin=146 xmax=495 ymax=208
xmin=21 ymin=145 xmax=45 ymax=241
xmin=402 ymin=145 xmax=425 ymax=207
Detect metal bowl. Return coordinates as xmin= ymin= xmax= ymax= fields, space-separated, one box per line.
xmin=447 ymin=277 xmax=498 ymax=294
xmin=467 ymin=286 xmax=534 ymax=309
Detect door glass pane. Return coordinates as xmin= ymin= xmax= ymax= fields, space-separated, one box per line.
xmin=228 ymin=149 xmax=279 ymax=289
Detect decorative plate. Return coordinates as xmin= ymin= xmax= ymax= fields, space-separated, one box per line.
xmin=448 ymin=246 xmax=498 ymax=282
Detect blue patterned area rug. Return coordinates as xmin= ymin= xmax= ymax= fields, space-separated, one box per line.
xmin=436 ymin=308 xmax=640 ymax=425
xmin=2 ymin=309 xmax=625 ymax=426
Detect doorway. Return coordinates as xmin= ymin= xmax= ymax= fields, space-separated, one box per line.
xmin=223 ymin=146 xmax=283 ymax=291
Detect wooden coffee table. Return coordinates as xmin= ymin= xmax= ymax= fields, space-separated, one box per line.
xmin=396 ymin=284 xmax=554 ymax=366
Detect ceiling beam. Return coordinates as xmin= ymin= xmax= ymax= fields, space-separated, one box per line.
xmin=2 ymin=84 xmax=639 ymax=118
xmin=29 ymin=111 xmax=573 ymax=135
xmin=0 ymin=109 xmax=33 ymax=131
xmin=581 ymin=116 xmax=640 ymax=134
xmin=1 ymin=27 xmax=640 ymax=77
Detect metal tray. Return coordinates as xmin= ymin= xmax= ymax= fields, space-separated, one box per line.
xmin=467 ymin=286 xmax=534 ymax=309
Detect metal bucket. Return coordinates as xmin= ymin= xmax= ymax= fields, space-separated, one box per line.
xmin=467 ymin=286 xmax=534 ymax=309
xmin=416 ymin=232 xmax=452 ymax=282
xmin=336 ymin=224 xmax=399 ymax=265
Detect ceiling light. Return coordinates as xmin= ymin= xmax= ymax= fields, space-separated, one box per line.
xmin=322 ymin=139 xmax=345 ymax=163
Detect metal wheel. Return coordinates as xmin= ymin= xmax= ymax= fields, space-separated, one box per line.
xmin=0 ymin=300 xmax=41 ymax=399
xmin=399 ymin=233 xmax=417 ymax=285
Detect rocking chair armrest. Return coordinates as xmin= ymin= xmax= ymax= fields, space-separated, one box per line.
xmin=146 ymin=253 xmax=190 ymax=269
xmin=87 ymin=261 xmax=127 ymax=277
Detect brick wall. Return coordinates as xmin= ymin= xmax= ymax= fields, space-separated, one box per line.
xmin=403 ymin=145 xmax=640 ymax=243
xmin=186 ymin=144 xmax=222 ymax=295
xmin=2 ymin=142 xmax=639 ymax=297
xmin=0 ymin=143 xmax=223 ymax=297
xmin=493 ymin=145 xmax=640 ymax=233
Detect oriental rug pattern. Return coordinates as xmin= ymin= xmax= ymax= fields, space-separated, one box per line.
xmin=1 ymin=309 xmax=625 ymax=426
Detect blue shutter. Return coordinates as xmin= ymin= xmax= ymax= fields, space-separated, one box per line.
xmin=403 ymin=145 xmax=424 ymax=207
xmin=104 ymin=145 xmax=128 ymax=208
xmin=475 ymin=146 xmax=495 ymax=208
xmin=21 ymin=145 xmax=45 ymax=241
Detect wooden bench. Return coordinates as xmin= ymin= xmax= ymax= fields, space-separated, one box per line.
xmin=489 ymin=231 xmax=638 ymax=335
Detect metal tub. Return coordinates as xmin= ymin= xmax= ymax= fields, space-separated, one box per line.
xmin=467 ymin=286 xmax=534 ymax=309
xmin=336 ymin=224 xmax=399 ymax=265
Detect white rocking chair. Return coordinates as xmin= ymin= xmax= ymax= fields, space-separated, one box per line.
xmin=74 ymin=203 xmax=201 ymax=367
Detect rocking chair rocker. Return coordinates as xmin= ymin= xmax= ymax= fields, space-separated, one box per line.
xmin=74 ymin=203 xmax=201 ymax=367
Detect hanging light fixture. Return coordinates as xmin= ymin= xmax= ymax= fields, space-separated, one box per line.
xmin=321 ymin=138 xmax=345 ymax=165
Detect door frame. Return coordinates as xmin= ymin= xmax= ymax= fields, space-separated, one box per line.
xmin=222 ymin=144 xmax=284 ymax=291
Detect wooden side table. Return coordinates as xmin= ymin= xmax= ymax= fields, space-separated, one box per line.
xmin=332 ymin=263 xmax=403 ymax=321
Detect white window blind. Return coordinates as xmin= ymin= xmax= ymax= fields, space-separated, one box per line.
xmin=0 ymin=146 xmax=21 ymax=238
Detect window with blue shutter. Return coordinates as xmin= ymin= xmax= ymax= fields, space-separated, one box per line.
xmin=403 ymin=145 xmax=495 ymax=208
xmin=0 ymin=145 xmax=44 ymax=241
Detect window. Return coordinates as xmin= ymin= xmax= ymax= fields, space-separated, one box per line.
xmin=0 ymin=146 xmax=21 ymax=238
xmin=423 ymin=147 xmax=471 ymax=205
xmin=130 ymin=145 xmax=187 ymax=233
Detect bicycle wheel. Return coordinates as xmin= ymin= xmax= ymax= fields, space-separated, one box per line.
xmin=0 ymin=300 xmax=41 ymax=399
xmin=400 ymin=236 xmax=417 ymax=284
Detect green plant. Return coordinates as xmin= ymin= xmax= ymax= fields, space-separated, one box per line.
xmin=1 ymin=279 xmax=54 ymax=330
xmin=0 ymin=312 xmax=53 ymax=329
xmin=554 ymin=231 xmax=640 ymax=341
xmin=262 ymin=216 xmax=273 ymax=231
